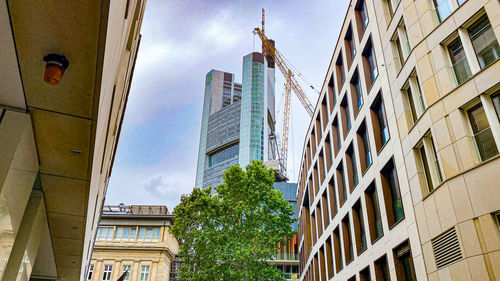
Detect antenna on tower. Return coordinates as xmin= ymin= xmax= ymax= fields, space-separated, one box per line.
xmin=261 ymin=8 xmax=265 ymax=52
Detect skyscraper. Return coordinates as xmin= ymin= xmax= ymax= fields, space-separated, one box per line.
xmin=296 ymin=0 xmax=500 ymax=280
xmin=196 ymin=52 xmax=275 ymax=188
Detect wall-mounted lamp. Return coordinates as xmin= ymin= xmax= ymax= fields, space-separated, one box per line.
xmin=43 ymin=54 xmax=69 ymax=85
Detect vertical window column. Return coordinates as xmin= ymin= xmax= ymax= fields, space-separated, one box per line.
xmin=480 ymin=94 xmax=500 ymax=152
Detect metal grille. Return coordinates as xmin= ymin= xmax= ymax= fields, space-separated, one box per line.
xmin=431 ymin=227 xmax=462 ymax=269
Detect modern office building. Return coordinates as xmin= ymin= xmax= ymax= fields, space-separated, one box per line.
xmin=273 ymin=182 xmax=300 ymax=281
xmin=88 ymin=205 xmax=179 ymax=281
xmin=195 ymin=51 xmax=276 ymax=188
xmin=0 ymin=0 xmax=147 ymax=280
xmin=297 ymin=0 xmax=500 ymax=281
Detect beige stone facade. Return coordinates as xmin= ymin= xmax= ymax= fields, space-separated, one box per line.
xmin=0 ymin=0 xmax=147 ymax=280
xmin=297 ymin=0 xmax=500 ymax=280
xmin=88 ymin=205 xmax=179 ymax=281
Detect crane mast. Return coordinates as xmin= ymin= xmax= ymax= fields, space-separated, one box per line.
xmin=254 ymin=27 xmax=314 ymax=117
xmin=254 ymin=19 xmax=315 ymax=179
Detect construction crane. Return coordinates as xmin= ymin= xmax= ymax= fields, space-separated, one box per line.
xmin=254 ymin=9 xmax=316 ymax=180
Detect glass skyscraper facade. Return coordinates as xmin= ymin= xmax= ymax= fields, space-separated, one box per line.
xmin=195 ymin=52 xmax=275 ymax=188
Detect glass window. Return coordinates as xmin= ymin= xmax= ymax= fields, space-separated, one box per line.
xmin=358 ymin=123 xmax=372 ymax=172
xmin=114 ymin=227 xmax=123 ymax=241
xmin=468 ymin=15 xmax=500 ymax=69
xmin=394 ymin=35 xmax=405 ymax=67
xmin=356 ymin=0 xmax=369 ymax=30
xmin=433 ymin=0 xmax=452 ymax=22
xmin=122 ymin=227 xmax=130 ymax=241
xmin=130 ymin=227 xmax=137 ymax=240
xmin=394 ymin=242 xmax=417 ymax=281
xmin=468 ymin=103 xmax=499 ymax=161
xmin=102 ymin=265 xmax=112 ymax=281
xmin=365 ymin=183 xmax=383 ymax=242
xmin=419 ymin=145 xmax=434 ymax=192
xmin=382 ymin=159 xmax=404 ymax=227
xmin=87 ymin=265 xmax=94 ymax=280
xmin=145 ymin=228 xmax=153 ymax=241
xmin=122 ymin=265 xmax=131 ymax=281
xmin=152 ymin=228 xmax=160 ymax=241
xmin=348 ymin=145 xmax=358 ymax=187
xmin=375 ymin=255 xmax=390 ymax=281
xmin=97 ymin=226 xmax=114 ymax=241
xmin=367 ymin=45 xmax=378 ymax=83
xmin=140 ymin=265 xmax=150 ymax=281
xmin=492 ymin=93 xmax=500 ymax=120
xmin=372 ymin=97 xmax=390 ymax=149
xmin=448 ymin=37 xmax=472 ymax=85
xmin=138 ymin=227 xmax=145 ymax=241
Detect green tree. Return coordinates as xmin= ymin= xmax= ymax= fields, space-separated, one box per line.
xmin=170 ymin=161 xmax=296 ymax=281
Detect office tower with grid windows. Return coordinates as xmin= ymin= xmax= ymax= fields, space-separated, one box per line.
xmin=297 ymin=0 xmax=500 ymax=280
xmin=195 ymin=52 xmax=275 ymax=188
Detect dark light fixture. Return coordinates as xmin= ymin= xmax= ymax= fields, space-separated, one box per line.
xmin=43 ymin=54 xmax=69 ymax=85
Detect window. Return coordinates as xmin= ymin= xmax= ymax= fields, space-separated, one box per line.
xmin=375 ymin=255 xmax=390 ymax=281
xmin=346 ymin=144 xmax=358 ymax=191
xmin=357 ymin=121 xmax=372 ymax=173
xmin=468 ymin=15 xmax=500 ymax=69
xmin=393 ymin=241 xmax=417 ymax=281
xmin=362 ymin=39 xmax=378 ymax=89
xmin=384 ymin=0 xmax=400 ymax=20
xmin=350 ymin=70 xmax=363 ymax=116
xmin=371 ymin=94 xmax=390 ymax=152
xmin=355 ymin=0 xmax=369 ymax=35
xmin=448 ymin=37 xmax=472 ymax=85
xmin=208 ymin=143 xmax=239 ymax=167
xmin=433 ymin=0 xmax=453 ymax=23
xmin=319 ymin=246 xmax=327 ymax=281
xmin=325 ymin=134 xmax=333 ymax=170
xmin=381 ymin=159 xmax=404 ymax=227
xmin=345 ymin=25 xmax=356 ymax=67
xmin=328 ymin=75 xmax=336 ymax=112
xmin=365 ymin=182 xmax=383 ymax=242
xmin=493 ymin=93 xmax=500 ymax=120
xmin=402 ymin=71 xmax=426 ymax=123
xmin=360 ymin=266 xmax=371 ymax=281
xmin=353 ymin=200 xmax=367 ymax=254
xmin=97 ymin=226 xmax=114 ymax=240
xmin=87 ymin=265 xmax=94 ymax=280
xmin=325 ymin=238 xmax=334 ymax=279
xmin=332 ymin=117 xmax=341 ymax=155
xmin=321 ymin=191 xmax=329 ymax=231
xmin=153 ymin=228 xmax=160 ymax=241
xmin=102 ymin=265 xmax=112 ymax=281
xmin=333 ymin=227 xmax=343 ymax=272
xmin=392 ymin=19 xmax=411 ymax=70
xmin=341 ymin=96 xmax=351 ymax=138
xmin=113 ymin=227 xmax=137 ymax=241
xmin=468 ymin=103 xmax=499 ymax=161
xmin=336 ymin=55 xmax=346 ymax=91
xmin=321 ymin=97 xmax=328 ymax=130
xmin=328 ymin=177 xmax=338 ymax=220
xmin=122 ymin=265 xmax=131 ymax=281
xmin=416 ymin=133 xmax=443 ymax=192
xmin=342 ymin=215 xmax=353 ymax=264
xmin=337 ymin=162 xmax=347 ymax=206
xmin=140 ymin=265 xmax=150 ymax=281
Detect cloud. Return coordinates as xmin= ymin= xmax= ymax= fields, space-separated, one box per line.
xmin=106 ymin=0 xmax=351 ymax=210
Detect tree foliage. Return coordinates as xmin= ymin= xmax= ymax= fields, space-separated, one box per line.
xmin=170 ymin=161 xmax=296 ymax=281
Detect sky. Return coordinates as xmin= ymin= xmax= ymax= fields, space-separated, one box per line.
xmin=105 ymin=0 xmax=351 ymax=210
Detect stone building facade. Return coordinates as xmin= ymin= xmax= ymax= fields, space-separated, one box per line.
xmin=88 ymin=205 xmax=179 ymax=281
xmin=297 ymin=0 xmax=500 ymax=280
